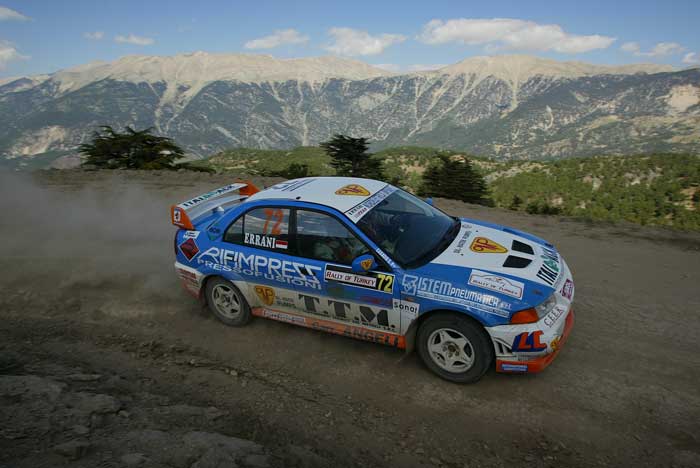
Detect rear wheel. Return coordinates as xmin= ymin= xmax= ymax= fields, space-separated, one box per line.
xmin=417 ymin=313 xmax=493 ymax=383
xmin=205 ymin=277 xmax=251 ymax=327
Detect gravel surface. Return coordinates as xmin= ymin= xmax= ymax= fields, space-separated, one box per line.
xmin=1 ymin=169 xmax=699 ymax=468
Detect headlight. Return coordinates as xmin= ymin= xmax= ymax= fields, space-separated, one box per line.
xmin=535 ymin=294 xmax=557 ymax=319
xmin=510 ymin=293 xmax=556 ymax=324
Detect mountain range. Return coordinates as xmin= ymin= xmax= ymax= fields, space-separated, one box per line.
xmin=1 ymin=52 xmax=698 ymax=168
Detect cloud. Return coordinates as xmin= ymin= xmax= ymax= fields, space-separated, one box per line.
xmin=621 ymin=41 xmax=684 ymax=57
xmin=418 ymin=18 xmax=615 ymax=54
xmin=84 ymin=31 xmax=104 ymax=41
xmin=325 ymin=28 xmax=406 ymax=56
xmin=683 ymin=52 xmax=699 ymax=65
xmin=114 ymin=34 xmax=154 ymax=46
xmin=620 ymin=42 xmax=640 ymax=54
xmin=0 ymin=6 xmax=29 ymax=21
xmin=244 ymin=29 xmax=309 ymax=49
xmin=0 ymin=40 xmax=28 ymax=69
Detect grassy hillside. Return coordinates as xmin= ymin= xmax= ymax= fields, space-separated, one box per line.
xmin=207 ymin=147 xmax=332 ymax=176
xmin=206 ymin=147 xmax=700 ymax=230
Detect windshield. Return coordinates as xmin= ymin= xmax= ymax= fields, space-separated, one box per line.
xmin=356 ymin=189 xmax=459 ymax=268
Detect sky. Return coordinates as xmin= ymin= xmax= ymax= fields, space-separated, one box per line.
xmin=0 ymin=0 xmax=699 ymax=78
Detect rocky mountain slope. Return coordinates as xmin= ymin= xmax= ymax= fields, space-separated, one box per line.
xmin=1 ymin=53 xmax=698 ymax=167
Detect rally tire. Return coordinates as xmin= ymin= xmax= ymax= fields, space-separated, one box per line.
xmin=205 ymin=277 xmax=251 ymax=327
xmin=417 ymin=313 xmax=493 ymax=384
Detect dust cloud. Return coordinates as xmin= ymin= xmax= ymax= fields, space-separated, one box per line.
xmin=0 ymin=171 xmax=183 ymax=317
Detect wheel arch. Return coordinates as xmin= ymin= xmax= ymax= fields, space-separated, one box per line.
xmin=199 ymin=273 xmax=251 ymax=306
xmin=404 ymin=307 xmax=494 ymax=354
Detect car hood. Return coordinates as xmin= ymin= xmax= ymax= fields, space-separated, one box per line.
xmin=430 ymin=218 xmax=563 ymax=293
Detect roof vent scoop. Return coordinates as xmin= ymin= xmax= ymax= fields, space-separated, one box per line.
xmin=511 ymin=239 xmax=535 ymax=255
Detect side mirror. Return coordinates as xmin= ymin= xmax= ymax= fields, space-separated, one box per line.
xmin=424 ymin=197 xmax=434 ymax=206
xmin=351 ymin=254 xmax=377 ymax=273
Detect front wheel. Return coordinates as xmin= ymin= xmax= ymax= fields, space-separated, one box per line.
xmin=417 ymin=314 xmax=493 ymax=383
xmin=205 ymin=277 xmax=251 ymax=327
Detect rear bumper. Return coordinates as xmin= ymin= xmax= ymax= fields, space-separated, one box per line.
xmin=175 ymin=262 xmax=204 ymax=298
xmin=496 ymin=309 xmax=575 ymax=373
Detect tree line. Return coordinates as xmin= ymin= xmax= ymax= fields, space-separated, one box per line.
xmin=79 ymin=127 xmax=489 ymax=204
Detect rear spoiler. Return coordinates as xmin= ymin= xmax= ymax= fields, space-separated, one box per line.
xmin=171 ymin=180 xmax=260 ymax=229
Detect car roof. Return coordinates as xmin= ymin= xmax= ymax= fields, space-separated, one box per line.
xmin=246 ymin=177 xmax=389 ymax=214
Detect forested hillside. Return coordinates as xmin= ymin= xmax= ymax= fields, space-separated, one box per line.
xmin=206 ymin=147 xmax=700 ymax=230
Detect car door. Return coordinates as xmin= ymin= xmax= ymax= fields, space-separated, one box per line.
xmin=290 ymin=208 xmax=403 ymax=340
xmin=219 ymin=205 xmax=325 ymax=316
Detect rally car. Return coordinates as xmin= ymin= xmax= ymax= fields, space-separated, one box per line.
xmin=171 ymin=177 xmax=574 ymax=383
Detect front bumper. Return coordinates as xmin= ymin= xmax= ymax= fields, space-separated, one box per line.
xmin=495 ymin=308 xmax=574 ymax=373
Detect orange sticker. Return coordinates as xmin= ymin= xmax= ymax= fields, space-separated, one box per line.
xmin=469 ymin=237 xmax=507 ymax=253
xmin=254 ymin=286 xmax=275 ymax=306
xmin=360 ymin=258 xmax=373 ymax=271
xmin=335 ymin=184 xmax=370 ymax=196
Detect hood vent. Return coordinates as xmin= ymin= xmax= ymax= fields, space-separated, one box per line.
xmin=503 ymin=255 xmax=532 ymax=268
xmin=511 ymin=239 xmax=534 ymax=255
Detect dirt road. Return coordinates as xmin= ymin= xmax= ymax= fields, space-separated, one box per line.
xmin=1 ymin=170 xmax=699 ymax=468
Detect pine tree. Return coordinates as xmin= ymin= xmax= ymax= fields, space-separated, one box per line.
xmin=418 ymin=154 xmax=488 ymax=204
xmin=79 ymin=126 xmax=185 ymax=170
xmin=320 ymin=134 xmax=385 ymax=179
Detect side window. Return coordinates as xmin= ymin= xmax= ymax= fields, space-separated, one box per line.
xmin=223 ymin=216 xmax=243 ymax=244
xmin=296 ymin=210 xmax=369 ymax=265
xmin=224 ymin=207 xmax=290 ymax=251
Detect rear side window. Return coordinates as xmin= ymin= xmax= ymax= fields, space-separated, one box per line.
xmin=296 ymin=209 xmax=368 ymax=264
xmin=224 ymin=207 xmax=291 ymax=251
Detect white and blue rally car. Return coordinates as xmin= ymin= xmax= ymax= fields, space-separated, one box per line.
xmin=172 ymin=177 xmax=574 ymax=383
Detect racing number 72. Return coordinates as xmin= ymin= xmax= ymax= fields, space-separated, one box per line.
xmin=263 ymin=208 xmax=284 ymax=235
xmin=376 ymin=273 xmax=394 ymax=293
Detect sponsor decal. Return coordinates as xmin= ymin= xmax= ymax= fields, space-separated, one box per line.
xmin=173 ymin=208 xmax=182 ymax=223
xmin=550 ymin=336 xmax=560 ymax=351
xmin=335 ymin=184 xmax=370 ymax=196
xmin=560 ymin=279 xmax=574 ymax=300
xmin=244 ymin=232 xmax=288 ymax=249
xmin=311 ymin=321 xmax=403 ymax=347
xmin=401 ymin=275 xmax=511 ymax=317
xmin=324 ymin=265 xmax=394 ymax=293
xmin=402 ymin=275 xmax=418 ymax=295
xmin=468 ymin=270 xmax=524 ymax=300
xmin=512 ymin=331 xmax=547 ymax=352
xmin=261 ymin=309 xmax=306 ymax=325
xmin=345 ymin=185 xmax=398 ymax=222
xmin=297 ymin=292 xmax=399 ymax=331
xmin=536 ymin=246 xmax=560 ymax=286
xmin=176 ymin=268 xmax=200 ymax=296
xmin=452 ymin=226 xmax=473 ymax=254
xmin=543 ymin=305 xmax=567 ymax=328
xmin=393 ymin=299 xmax=419 ymax=320
xmin=360 ymin=258 xmax=373 ymax=271
xmin=254 ymin=285 xmax=275 ymax=306
xmin=180 ymin=184 xmax=243 ymax=208
xmin=470 ymin=237 xmax=507 ymax=253
xmin=375 ymin=248 xmax=399 ymax=269
xmin=197 ymin=247 xmax=322 ymax=290
xmin=183 ymin=230 xmax=200 ymax=240
xmin=179 ymin=238 xmax=200 ymax=261
xmin=501 ymin=363 xmax=528 ymax=372
xmin=254 ymin=285 xmax=402 ymax=333
xmin=268 ymin=179 xmax=315 ymax=192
